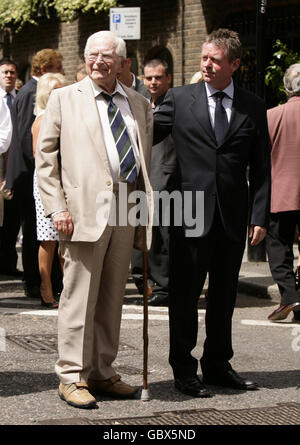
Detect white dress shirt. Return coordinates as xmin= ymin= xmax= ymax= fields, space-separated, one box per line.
xmin=0 ymin=87 xmax=17 ymax=112
xmin=89 ymin=78 xmax=140 ymax=183
xmin=0 ymin=95 xmax=12 ymax=154
xmin=205 ymin=79 xmax=234 ymax=128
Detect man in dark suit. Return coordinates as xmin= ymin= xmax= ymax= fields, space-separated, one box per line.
xmin=153 ymin=29 xmax=271 ymax=398
xmin=0 ymin=58 xmax=21 ymax=276
xmin=5 ymin=49 xmax=64 ymax=298
xmin=131 ymin=59 xmax=179 ymax=305
xmin=117 ymin=56 xmax=150 ymax=99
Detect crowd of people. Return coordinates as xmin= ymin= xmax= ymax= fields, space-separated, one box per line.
xmin=0 ymin=27 xmax=299 ymax=408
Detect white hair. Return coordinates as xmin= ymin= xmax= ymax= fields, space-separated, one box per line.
xmin=84 ymin=31 xmax=127 ymax=58
xmin=284 ymin=63 xmax=300 ymax=97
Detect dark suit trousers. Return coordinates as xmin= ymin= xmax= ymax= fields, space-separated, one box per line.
xmin=168 ymin=208 xmax=245 ymax=378
xmin=0 ymin=197 xmax=21 ymax=271
xmin=131 ymin=223 xmax=169 ymax=295
xmin=14 ymin=181 xmax=40 ymax=287
xmin=266 ymin=211 xmax=300 ymax=305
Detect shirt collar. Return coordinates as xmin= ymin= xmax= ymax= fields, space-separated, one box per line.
xmin=0 ymin=87 xmax=17 ymax=99
xmin=89 ymin=77 xmax=128 ymax=100
xmin=205 ymin=79 xmax=234 ymax=100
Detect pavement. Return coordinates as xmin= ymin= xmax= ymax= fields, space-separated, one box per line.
xmin=0 ymin=245 xmax=299 ymax=431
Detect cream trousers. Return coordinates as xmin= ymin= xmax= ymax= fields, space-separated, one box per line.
xmin=55 ymin=185 xmax=136 ymax=384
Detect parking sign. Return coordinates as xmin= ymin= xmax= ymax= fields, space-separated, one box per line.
xmin=113 ymin=14 xmax=121 ymax=23
xmin=110 ymin=7 xmax=141 ymax=40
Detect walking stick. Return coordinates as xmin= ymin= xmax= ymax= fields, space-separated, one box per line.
xmin=141 ymin=251 xmax=150 ymax=401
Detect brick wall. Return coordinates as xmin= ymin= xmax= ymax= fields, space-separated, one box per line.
xmin=3 ymin=1 xmax=298 ymax=86
xmin=183 ymin=0 xmax=208 ymax=85
xmin=3 ymin=0 xmax=209 ymax=87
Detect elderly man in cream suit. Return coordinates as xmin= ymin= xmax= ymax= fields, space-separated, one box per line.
xmin=36 ymin=31 xmax=153 ymax=409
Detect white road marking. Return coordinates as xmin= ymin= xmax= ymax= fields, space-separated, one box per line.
xmin=241 ymin=319 xmax=300 ymax=328
xmin=1 ymin=306 xmax=298 ymax=327
xmin=0 ymin=305 xmax=205 ymax=321
xmin=122 ymin=313 xmax=203 ymax=321
xmin=0 ymin=308 xmax=58 ymax=316
xmin=122 ymin=313 xmax=168 ymax=320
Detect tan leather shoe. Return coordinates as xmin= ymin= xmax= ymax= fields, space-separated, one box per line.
xmin=58 ymin=382 xmax=97 ymax=408
xmin=88 ymin=374 xmax=138 ymax=399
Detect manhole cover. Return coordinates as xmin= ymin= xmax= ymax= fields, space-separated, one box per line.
xmin=83 ymin=403 xmax=300 ymax=425
xmin=6 ymin=334 xmax=58 ymax=353
xmin=6 ymin=334 xmax=137 ymax=361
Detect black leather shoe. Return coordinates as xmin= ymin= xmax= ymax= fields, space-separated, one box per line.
xmin=147 ymin=294 xmax=168 ymax=306
xmin=137 ymin=284 xmax=153 ymax=296
xmin=203 ymin=369 xmax=258 ymax=391
xmin=174 ymin=376 xmax=212 ymax=398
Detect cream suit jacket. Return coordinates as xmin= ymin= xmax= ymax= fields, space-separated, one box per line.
xmin=35 ymin=76 xmax=154 ymax=251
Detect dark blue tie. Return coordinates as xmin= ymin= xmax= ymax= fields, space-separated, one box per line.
xmin=6 ymin=93 xmax=13 ymax=113
xmin=102 ymin=92 xmax=137 ymax=183
xmin=214 ymin=91 xmax=229 ymax=145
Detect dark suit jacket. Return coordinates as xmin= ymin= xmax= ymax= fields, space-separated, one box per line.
xmin=135 ymin=77 xmax=151 ymax=99
xmin=6 ymin=77 xmax=37 ymax=190
xmin=153 ymin=81 xmax=271 ymax=242
xmin=150 ymin=93 xmax=178 ymax=192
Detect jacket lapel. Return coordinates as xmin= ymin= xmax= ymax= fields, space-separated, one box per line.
xmin=190 ymin=82 xmax=216 ymax=146
xmin=76 ymin=77 xmax=111 ymax=174
xmin=224 ymin=86 xmax=248 ymax=144
xmin=190 ymin=82 xmax=249 ymax=148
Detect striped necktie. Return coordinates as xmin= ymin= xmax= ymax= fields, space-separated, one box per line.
xmin=102 ymin=92 xmax=137 ymax=183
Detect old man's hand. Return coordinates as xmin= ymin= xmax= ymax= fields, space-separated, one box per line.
xmin=52 ymin=210 xmax=74 ymax=236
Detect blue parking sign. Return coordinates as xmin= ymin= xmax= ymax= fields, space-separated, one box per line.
xmin=113 ymin=14 xmax=121 ymax=23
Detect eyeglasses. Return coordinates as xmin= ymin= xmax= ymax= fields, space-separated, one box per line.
xmin=86 ymin=52 xmax=115 ymax=63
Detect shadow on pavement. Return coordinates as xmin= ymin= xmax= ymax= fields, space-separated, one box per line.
xmin=0 ymin=368 xmax=298 ymax=400
xmin=0 ymin=371 xmax=58 ymax=397
xmin=143 ymin=370 xmax=300 ymax=401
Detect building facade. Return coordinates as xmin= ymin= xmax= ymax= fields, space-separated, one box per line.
xmin=0 ymin=1 xmax=299 ymax=100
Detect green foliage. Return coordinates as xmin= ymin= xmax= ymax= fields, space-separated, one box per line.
xmin=0 ymin=0 xmax=117 ymax=31
xmin=265 ymin=40 xmax=300 ymax=104
xmin=55 ymin=0 xmax=117 ymax=22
